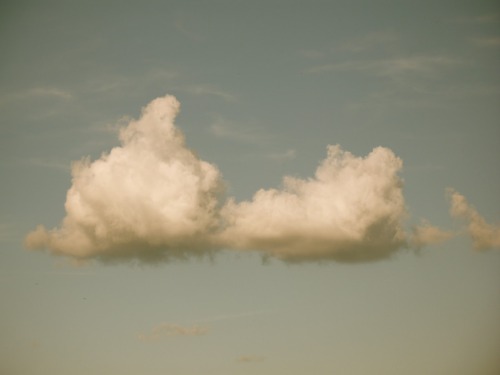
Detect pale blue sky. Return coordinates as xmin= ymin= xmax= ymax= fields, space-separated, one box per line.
xmin=1 ymin=1 xmax=499 ymax=374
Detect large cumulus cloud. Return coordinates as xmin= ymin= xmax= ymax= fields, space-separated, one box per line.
xmin=25 ymin=95 xmax=224 ymax=262
xmin=219 ymin=145 xmax=408 ymax=262
xmin=26 ymin=94 xmax=458 ymax=264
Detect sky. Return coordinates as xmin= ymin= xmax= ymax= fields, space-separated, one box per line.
xmin=1 ymin=0 xmax=499 ymax=374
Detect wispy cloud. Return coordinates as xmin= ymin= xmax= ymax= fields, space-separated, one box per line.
xmin=299 ymin=31 xmax=398 ymax=59
xmin=468 ymin=36 xmax=500 ymax=47
xmin=24 ymin=158 xmax=71 ymax=172
xmin=308 ymin=55 xmax=460 ymax=77
xmin=338 ymin=31 xmax=399 ymax=52
xmin=298 ymin=49 xmax=325 ymax=59
xmin=410 ymin=220 xmax=453 ymax=249
xmin=448 ymin=189 xmax=500 ymax=251
xmin=266 ymin=149 xmax=296 ymax=162
xmin=450 ymin=14 xmax=500 ymax=24
xmin=0 ymin=87 xmax=74 ymax=106
xmin=139 ymin=323 xmax=208 ymax=341
xmin=209 ymin=118 xmax=264 ymax=144
xmin=26 ymin=87 xmax=73 ymax=100
xmin=194 ymin=309 xmax=273 ymax=324
xmin=237 ymin=355 xmax=265 ymax=363
xmin=84 ymin=68 xmax=178 ymax=95
xmin=182 ymin=85 xmax=237 ymax=102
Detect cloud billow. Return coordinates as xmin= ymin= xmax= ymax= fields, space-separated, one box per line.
xmin=25 ymin=94 xmax=461 ymax=264
xmin=220 ymin=145 xmax=408 ymax=262
xmin=25 ymin=96 xmax=224 ymax=262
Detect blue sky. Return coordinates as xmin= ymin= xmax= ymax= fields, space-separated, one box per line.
xmin=1 ymin=1 xmax=499 ymax=374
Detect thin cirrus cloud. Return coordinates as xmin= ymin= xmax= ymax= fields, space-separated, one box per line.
xmin=25 ymin=94 xmax=477 ymax=264
xmin=237 ymin=355 xmax=265 ymax=363
xmin=468 ymin=36 xmax=500 ymax=47
xmin=308 ymin=55 xmax=460 ymax=77
xmin=181 ymin=84 xmax=237 ymax=102
xmin=0 ymin=87 xmax=73 ymax=106
xmin=138 ymin=323 xmax=208 ymax=341
xmin=338 ymin=31 xmax=399 ymax=52
xmin=209 ymin=118 xmax=265 ymax=144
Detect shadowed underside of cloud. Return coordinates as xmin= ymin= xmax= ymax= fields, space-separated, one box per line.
xmin=448 ymin=189 xmax=500 ymax=250
xmin=25 ymin=94 xmax=457 ymax=264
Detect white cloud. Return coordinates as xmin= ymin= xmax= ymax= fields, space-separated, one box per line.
xmin=219 ymin=145 xmax=408 ymax=262
xmin=410 ymin=220 xmax=453 ymax=249
xmin=25 ymin=94 xmax=470 ymax=264
xmin=25 ymin=95 xmax=224 ymax=262
xmin=448 ymin=189 xmax=500 ymax=250
xmin=139 ymin=323 xmax=208 ymax=341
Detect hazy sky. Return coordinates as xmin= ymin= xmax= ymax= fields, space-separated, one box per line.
xmin=1 ymin=1 xmax=499 ymax=374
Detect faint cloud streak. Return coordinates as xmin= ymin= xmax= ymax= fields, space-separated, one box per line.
xmin=468 ymin=36 xmax=500 ymax=47
xmin=266 ymin=149 xmax=296 ymax=162
xmin=338 ymin=31 xmax=399 ymax=52
xmin=183 ymin=85 xmax=237 ymax=102
xmin=209 ymin=118 xmax=264 ymax=144
xmin=308 ymin=55 xmax=460 ymax=77
xmin=237 ymin=355 xmax=265 ymax=363
xmin=139 ymin=323 xmax=208 ymax=341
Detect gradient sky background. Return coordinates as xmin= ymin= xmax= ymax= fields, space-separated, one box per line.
xmin=1 ymin=1 xmax=499 ymax=374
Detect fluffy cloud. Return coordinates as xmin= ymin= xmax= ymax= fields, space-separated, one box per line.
xmin=448 ymin=189 xmax=500 ymax=250
xmin=25 ymin=95 xmax=224 ymax=262
xmin=25 ymin=94 xmax=457 ymax=264
xmin=139 ymin=323 xmax=208 ymax=341
xmin=219 ymin=145 xmax=408 ymax=262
